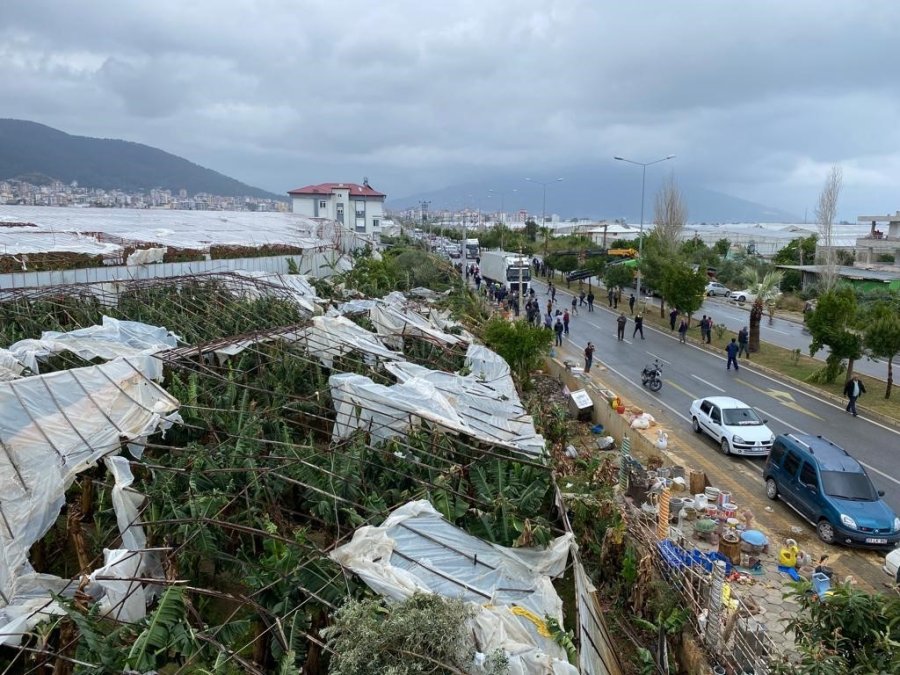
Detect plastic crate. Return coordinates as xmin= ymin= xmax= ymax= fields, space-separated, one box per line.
xmin=811 ymin=572 xmax=831 ymax=596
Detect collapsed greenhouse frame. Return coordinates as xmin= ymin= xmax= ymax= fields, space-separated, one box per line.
xmin=0 ymin=269 xmax=620 ymax=674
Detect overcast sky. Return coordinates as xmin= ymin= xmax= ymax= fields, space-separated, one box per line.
xmin=2 ymin=0 xmax=899 ymax=219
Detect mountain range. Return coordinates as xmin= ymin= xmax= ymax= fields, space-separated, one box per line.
xmin=389 ymin=167 xmax=800 ymax=224
xmin=0 ymin=119 xmax=282 ymax=200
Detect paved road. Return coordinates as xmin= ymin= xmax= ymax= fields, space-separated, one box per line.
xmin=535 ymin=280 xmax=900 ymax=516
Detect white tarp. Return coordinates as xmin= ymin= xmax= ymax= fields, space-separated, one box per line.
xmin=6 ymin=316 xmax=177 ymax=381
xmin=369 ymin=294 xmax=465 ymax=350
xmin=222 ymin=271 xmax=322 ymax=316
xmin=292 ymin=315 xmax=402 ymax=369
xmin=329 ymin=343 xmax=544 ymax=457
xmin=0 ymin=358 xmax=180 ymax=644
xmin=0 ymin=349 xmax=25 ymax=381
xmin=331 ymin=500 xmax=576 ymax=675
xmin=126 ymin=247 xmax=167 ymax=266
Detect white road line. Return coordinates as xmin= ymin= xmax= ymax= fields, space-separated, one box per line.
xmin=645 ymin=352 xmax=671 ymax=365
xmin=766 ymin=328 xmax=790 ymax=335
xmin=755 ymin=407 xmax=804 ymax=434
xmin=860 ymin=462 xmax=900 ymax=487
xmin=691 ymin=374 xmax=725 ymax=392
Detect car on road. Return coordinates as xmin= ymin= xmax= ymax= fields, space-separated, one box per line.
xmin=731 ymin=288 xmax=782 ymax=304
xmin=764 ymin=433 xmax=900 ymax=548
xmin=705 ymin=281 xmax=731 ymax=297
xmin=689 ymin=396 xmax=775 ymax=456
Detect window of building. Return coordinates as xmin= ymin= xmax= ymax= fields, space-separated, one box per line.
xmin=355 ymin=200 xmax=366 ymax=218
xmin=373 ymin=219 xmax=380 ymax=228
xmin=355 ymin=223 xmax=366 ymax=233
xmin=319 ymin=200 xmax=327 ymax=209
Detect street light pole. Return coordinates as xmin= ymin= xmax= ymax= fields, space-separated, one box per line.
xmin=524 ymin=177 xmax=564 ymax=229
xmin=613 ymin=155 xmax=675 ymax=298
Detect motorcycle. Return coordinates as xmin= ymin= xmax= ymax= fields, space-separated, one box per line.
xmin=641 ymin=360 xmax=663 ymax=392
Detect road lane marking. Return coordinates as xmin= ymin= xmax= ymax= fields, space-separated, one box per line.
xmin=754 ymin=406 xmax=804 ymax=433
xmin=646 ymin=352 xmax=671 ymax=365
xmin=691 ymin=374 xmax=725 ymax=392
xmin=666 ymin=379 xmax=697 ymax=399
xmin=736 ymin=378 xmax=823 ymax=420
xmin=859 ymin=463 xmax=900 ymax=487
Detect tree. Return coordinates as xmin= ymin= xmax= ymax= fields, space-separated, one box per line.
xmin=806 ymin=286 xmax=863 ymax=383
xmin=604 ymin=263 xmax=636 ymax=293
xmin=773 ymin=235 xmax=818 ymax=265
xmin=713 ymin=238 xmax=731 ymax=256
xmin=658 ymin=262 xmax=707 ymax=321
xmin=746 ymin=270 xmax=783 ymax=353
xmin=323 ymin=592 xmax=508 ymax=675
xmin=773 ymin=581 xmax=900 ymax=675
xmin=482 ymin=317 xmax=553 ymax=385
xmin=652 ymin=175 xmax=687 ymax=253
xmin=523 ymin=219 xmax=539 ymax=242
xmin=815 ymin=165 xmax=843 ymax=291
xmin=864 ymin=303 xmax=900 ymax=398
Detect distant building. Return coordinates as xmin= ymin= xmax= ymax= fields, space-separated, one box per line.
xmin=288 ymin=181 xmax=386 ymax=236
xmin=855 ymin=212 xmax=900 ymax=265
xmin=775 ymin=264 xmax=900 ymax=292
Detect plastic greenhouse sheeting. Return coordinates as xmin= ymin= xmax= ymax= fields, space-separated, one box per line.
xmin=221 ymin=271 xmax=322 ymax=315
xmin=7 ymin=316 xmax=178 ymax=380
xmin=328 ymin=340 xmax=542 ymax=457
xmin=0 ymin=358 xmax=181 ymax=644
xmin=292 ymin=315 xmax=403 ymax=368
xmin=369 ymin=294 xmax=465 ymax=349
xmin=331 ymin=500 xmax=577 ymax=675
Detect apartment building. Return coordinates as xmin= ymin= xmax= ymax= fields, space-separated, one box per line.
xmin=288 ymin=180 xmax=386 ymax=235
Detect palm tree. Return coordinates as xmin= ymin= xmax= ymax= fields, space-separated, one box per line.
xmin=747 ymin=270 xmax=783 ymax=352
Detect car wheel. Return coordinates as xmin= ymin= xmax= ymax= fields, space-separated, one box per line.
xmin=720 ymin=437 xmax=731 ymax=455
xmin=817 ymin=520 xmax=836 ymax=545
xmin=765 ymin=478 xmax=778 ymax=500
xmin=692 ymin=417 xmax=701 ymax=433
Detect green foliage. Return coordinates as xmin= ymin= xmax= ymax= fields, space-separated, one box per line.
xmin=323 ymin=592 xmax=508 ymax=675
xmin=773 ymin=235 xmax=818 ymax=265
xmin=338 ymin=247 xmax=457 ymax=296
xmin=546 ymin=252 xmax=578 ymax=273
xmin=780 ymin=268 xmax=803 ymax=292
xmin=806 ymin=286 xmax=863 ymax=383
xmin=772 ymin=581 xmax=900 ymax=674
xmin=658 ymin=261 xmax=707 ymax=315
xmin=524 ymin=219 xmax=539 ymax=241
xmin=482 ymin=317 xmax=552 ymax=384
xmin=713 ymin=238 xmax=731 ymax=256
xmin=604 ymin=263 xmax=635 ymax=290
xmin=864 ymin=301 xmax=900 ymax=398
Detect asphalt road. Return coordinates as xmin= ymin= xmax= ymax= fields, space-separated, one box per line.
xmin=534 ymin=280 xmax=900 ymax=516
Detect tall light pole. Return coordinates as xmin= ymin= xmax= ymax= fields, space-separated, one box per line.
xmin=524 ymin=177 xmax=564 ymax=230
xmin=488 ymin=188 xmax=517 ymax=223
xmin=613 ymin=155 xmax=675 ymax=298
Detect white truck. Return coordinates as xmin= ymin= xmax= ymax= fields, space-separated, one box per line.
xmin=479 ymin=250 xmax=531 ymax=294
xmin=465 ymin=238 xmax=480 ymax=260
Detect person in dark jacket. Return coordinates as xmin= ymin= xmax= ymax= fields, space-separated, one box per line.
xmin=584 ymin=342 xmax=595 ymax=373
xmin=678 ymin=317 xmax=689 ymax=343
xmin=554 ymin=317 xmax=564 ymax=346
xmin=737 ymin=326 xmax=750 ymax=358
xmin=628 ymin=293 xmax=636 ymax=314
xmin=843 ymin=376 xmax=866 ymax=417
xmin=669 ymin=308 xmax=678 ymax=331
xmin=632 ymin=313 xmax=644 ymax=339
xmin=587 ymin=291 xmax=595 ymax=311
xmin=616 ymin=313 xmax=627 ymax=341
xmin=726 ymin=338 xmax=740 ymax=371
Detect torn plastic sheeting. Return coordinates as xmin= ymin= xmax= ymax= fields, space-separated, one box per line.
xmin=384 ymin=360 xmax=544 ymax=457
xmin=370 ymin=301 xmax=464 ymax=350
xmin=330 ymin=500 xmax=576 ymax=675
xmin=222 ymin=271 xmax=322 ymax=315
xmin=0 ymin=358 xmax=180 ymax=622
xmin=292 ymin=315 xmax=403 ymax=369
xmin=0 ymin=349 xmax=24 ymax=381
xmin=126 ymin=247 xmax=167 ymax=266
xmin=7 ymin=316 xmax=177 ymax=379
xmin=88 ymin=548 xmax=147 ymax=622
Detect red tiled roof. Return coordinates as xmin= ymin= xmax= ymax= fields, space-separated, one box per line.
xmin=287 ymin=182 xmax=385 ymax=198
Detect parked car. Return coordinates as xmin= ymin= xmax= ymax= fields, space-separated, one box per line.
xmin=764 ymin=433 xmax=900 ymax=548
xmin=689 ymin=396 xmax=774 ymax=456
xmin=731 ymin=288 xmax=782 ymax=304
xmin=884 ymin=547 xmax=900 ymax=583
xmin=705 ymin=281 xmax=732 ymax=297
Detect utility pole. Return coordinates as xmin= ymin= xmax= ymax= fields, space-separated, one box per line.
xmin=518 ymin=245 xmax=524 ymax=320
xmin=419 ymin=200 xmax=431 ymax=248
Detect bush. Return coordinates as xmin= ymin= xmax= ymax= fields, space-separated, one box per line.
xmin=482 ymin=317 xmax=553 ymax=385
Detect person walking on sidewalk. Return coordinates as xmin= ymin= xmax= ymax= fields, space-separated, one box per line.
xmin=587 ymin=291 xmax=595 ymax=311
xmin=633 ymin=313 xmax=645 ymax=339
xmin=843 ymin=375 xmax=866 ymax=417
xmin=705 ymin=317 xmax=714 ymax=344
xmin=579 ymin=289 xmax=586 ymax=306
xmin=669 ymin=307 xmax=679 ymax=331
xmin=554 ymin=317 xmax=564 ymax=346
xmin=571 ymin=296 xmax=578 ymax=316
xmin=616 ymin=312 xmax=627 ymax=341
xmin=699 ymin=315 xmax=709 ymax=343
xmin=628 ymin=293 xmax=635 ymax=315
xmin=726 ymin=338 xmax=740 ymax=371
xmin=737 ymin=326 xmax=750 ymax=358
xmin=607 ymin=288 xmax=614 ymax=307
xmin=584 ymin=342 xmax=595 ymax=373
xmin=678 ymin=317 xmax=688 ymax=343
xmin=563 ymin=309 xmax=570 ymax=335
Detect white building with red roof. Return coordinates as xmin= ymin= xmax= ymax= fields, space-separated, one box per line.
xmin=287 ymin=180 xmax=386 ymax=236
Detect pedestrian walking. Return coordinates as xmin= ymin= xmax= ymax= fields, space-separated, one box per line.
xmin=554 ymin=317 xmax=564 ymax=346
xmin=587 ymin=291 xmax=595 ymax=311
xmin=633 ymin=313 xmax=644 ymax=339
xmin=571 ymin=296 xmax=578 ymax=315
xmin=628 ymin=293 xmax=635 ymax=315
xmin=843 ymin=375 xmax=866 ymax=417
xmin=700 ymin=315 xmax=709 ymax=343
xmin=726 ymin=338 xmax=740 ymax=371
xmin=584 ymin=341 xmax=595 ymax=373
xmin=706 ymin=317 xmax=713 ymax=344
xmin=678 ymin=317 xmax=688 ymax=343
xmin=544 ymin=313 xmax=552 ymax=330
xmin=563 ymin=309 xmax=570 ymax=335
xmin=607 ymin=288 xmax=614 ymax=307
xmin=613 ymin=288 xmax=620 ymax=309
xmin=579 ymin=290 xmax=586 ymax=306
xmin=617 ymin=312 xmax=627 ymax=341
xmin=669 ymin=308 xmax=678 ymax=331
xmin=546 ymin=299 xmax=552 ymax=316
xmin=737 ymin=326 xmax=750 ymax=358
xmin=551 ymin=285 xmax=557 ymax=303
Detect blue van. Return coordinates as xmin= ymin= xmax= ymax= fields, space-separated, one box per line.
xmin=764 ymin=433 xmax=900 ymax=548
